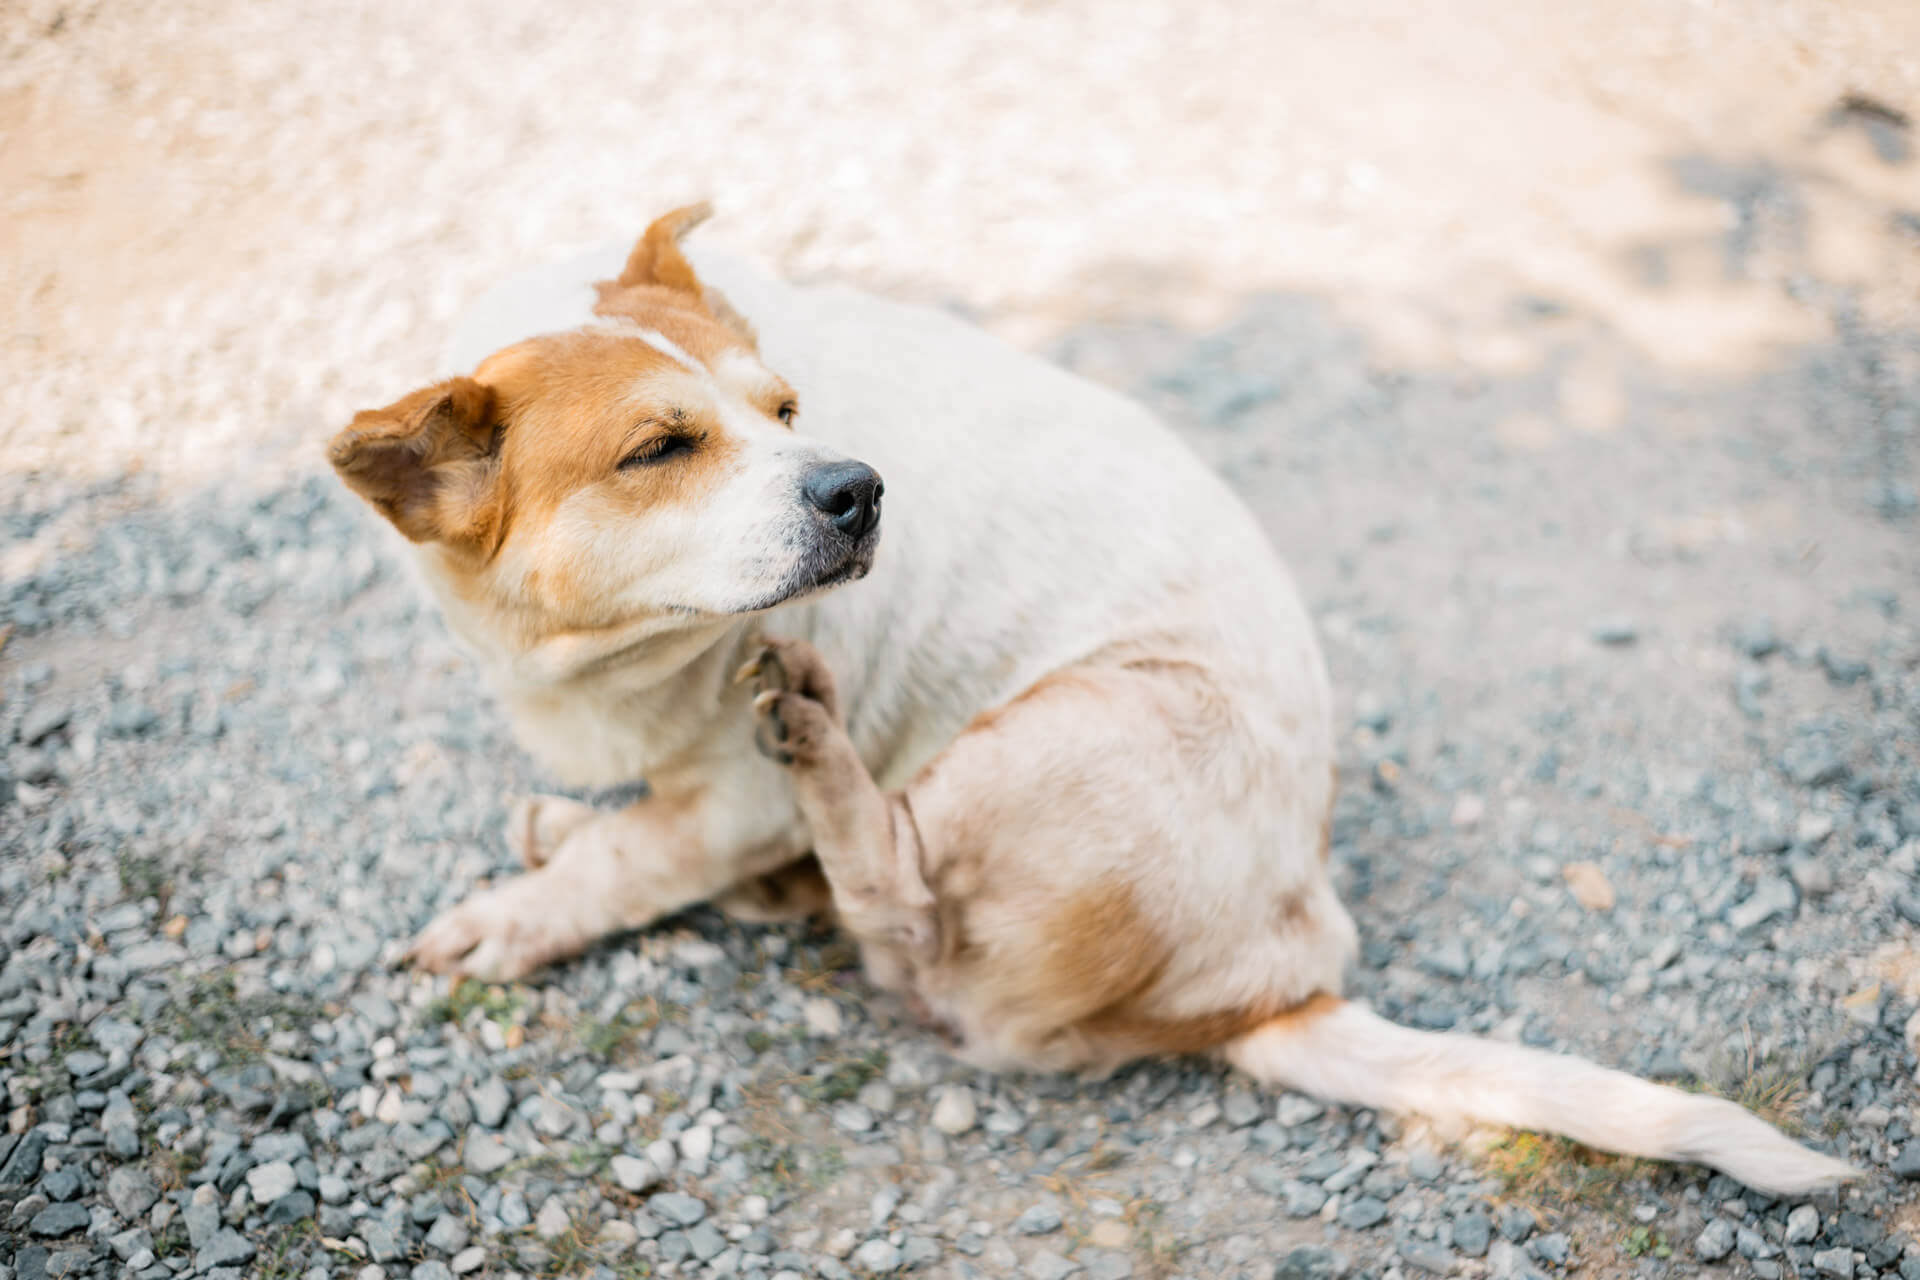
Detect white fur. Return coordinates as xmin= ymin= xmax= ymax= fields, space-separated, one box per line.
xmin=1225 ymin=1002 xmax=1857 ymax=1196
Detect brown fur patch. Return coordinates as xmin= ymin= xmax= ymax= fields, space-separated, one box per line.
xmin=1042 ymin=879 xmax=1341 ymax=1057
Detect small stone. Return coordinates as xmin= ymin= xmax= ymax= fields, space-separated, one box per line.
xmin=469 ymin=1077 xmax=510 ymax=1129
xmin=1788 ymin=856 xmax=1834 ymax=899
xmin=1338 ymin=1196 xmax=1388 ymax=1230
xmin=803 ymin=999 xmax=844 ymax=1037
xmin=1419 ymin=938 xmax=1472 ymax=980
xmin=462 ymin=1130 xmax=512 ymax=1173
xmin=610 ymin=1154 xmax=660 ymax=1192
xmin=1736 ymin=1225 xmax=1776 ymax=1260
xmin=412 ymin=1264 xmax=454 ymax=1280
xmin=1530 ymin=1233 xmax=1570 ymax=1265
xmin=685 ymin=1222 xmax=726 ymax=1262
xmin=1276 ymin=1245 xmax=1340 ymax=1280
xmin=319 ymin=1174 xmax=351 ymax=1204
xmin=1284 ymin=1182 xmax=1328 ymax=1218
xmin=450 ymin=1247 xmax=486 ymax=1274
xmin=1016 ymin=1204 xmax=1064 ymax=1235
xmin=1408 ymin=1150 xmax=1444 ymax=1183
xmin=1222 ymin=1090 xmax=1263 ymax=1128
xmin=902 ymin=1236 xmax=942 ymax=1268
xmin=1727 ymin=876 xmax=1797 ymax=932
xmin=1402 ymin=1242 xmax=1457 ymax=1274
xmin=247 ymin=1159 xmax=298 ymax=1204
xmin=1453 ymin=1209 xmax=1492 ymax=1257
xmin=1276 ymin=1093 xmax=1324 ymax=1126
xmin=1816 ymin=649 xmax=1869 ymax=685
xmin=1562 ymin=862 xmax=1614 ymax=911
xmin=106 ymin=1167 xmax=159 ymax=1219
xmin=535 ymin=1198 xmax=570 ymax=1239
xmin=1731 ymin=617 xmax=1779 ymax=658
xmin=1026 ymin=1250 xmax=1080 ymax=1280
xmin=1811 ymin=1248 xmax=1854 ymax=1279
xmin=649 ymin=1191 xmax=708 ymax=1227
xmin=854 ymin=1239 xmax=904 ymax=1272
xmin=1498 ymin=1206 xmax=1535 ymax=1243
xmin=424 ymin=1215 xmax=469 ymax=1255
xmin=678 ymin=1123 xmax=714 ymax=1167
xmin=196 ymin=1228 xmax=257 ymax=1271
xmin=931 ymin=1086 xmax=977 ymax=1135
xmin=29 ymin=1202 xmax=90 ymax=1237
xmin=1450 ymin=794 xmax=1486 ymax=829
xmin=268 ymin=1190 xmax=316 ymax=1225
xmin=1784 ymin=1205 xmax=1820 ymax=1243
xmin=1694 ymin=1219 xmax=1735 ymax=1262
xmin=835 ymin=1103 xmax=876 ymax=1133
xmin=1591 ymin=618 xmax=1638 ymax=646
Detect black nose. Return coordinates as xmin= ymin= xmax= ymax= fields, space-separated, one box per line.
xmin=802 ymin=460 xmax=884 ymax=540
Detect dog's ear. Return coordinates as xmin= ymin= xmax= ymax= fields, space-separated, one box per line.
xmin=328 ymin=377 xmax=502 ymax=547
xmin=616 ymin=202 xmax=713 ymax=295
xmin=600 ymin=203 xmax=758 ymax=347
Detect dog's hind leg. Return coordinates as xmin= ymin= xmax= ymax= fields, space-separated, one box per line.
xmin=739 ymin=636 xmax=938 ymax=965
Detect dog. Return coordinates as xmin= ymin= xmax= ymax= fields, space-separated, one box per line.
xmin=329 ymin=206 xmax=1857 ymax=1196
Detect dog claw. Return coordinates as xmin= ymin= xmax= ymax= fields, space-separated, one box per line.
xmin=752 ymin=689 xmax=794 ymax=764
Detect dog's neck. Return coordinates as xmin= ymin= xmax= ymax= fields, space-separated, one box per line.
xmin=411 ymin=545 xmax=757 ymax=787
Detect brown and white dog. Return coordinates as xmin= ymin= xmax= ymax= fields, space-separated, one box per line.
xmin=330 ymin=206 xmax=1856 ymax=1195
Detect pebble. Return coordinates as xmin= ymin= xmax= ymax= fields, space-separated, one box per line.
xmin=462 ymin=1130 xmax=512 ymax=1173
xmin=853 ymin=1239 xmax=903 ymax=1272
xmin=611 ymin=1154 xmax=661 ymax=1192
xmin=1785 ymin=1205 xmax=1821 ymax=1243
xmin=469 ymin=1076 xmax=510 ymax=1129
xmin=29 ymin=1202 xmax=90 ymax=1237
xmin=1453 ymin=1208 xmax=1491 ymax=1257
xmin=1026 ymin=1250 xmax=1081 ymax=1280
xmin=449 ymin=1247 xmax=486 ymax=1274
xmin=650 ymin=1191 xmax=708 ymax=1226
xmin=1591 ymin=617 xmax=1638 ymax=646
xmin=803 ymin=998 xmax=844 ymax=1036
xmin=1402 ymin=1241 xmax=1457 ymax=1274
xmin=1222 ymin=1089 xmax=1263 ymax=1127
xmin=534 ymin=1198 xmax=571 ymax=1239
xmin=1694 ymin=1219 xmax=1735 ymax=1261
xmin=1337 ymin=1196 xmax=1388 ymax=1230
xmin=1812 ymin=1248 xmax=1855 ymax=1278
xmin=1276 ymin=1094 xmax=1325 ymax=1126
xmin=106 ymin=1167 xmax=159 ymax=1219
xmin=931 ymin=1085 xmax=978 ymax=1135
xmin=1727 ymin=875 xmax=1797 ymax=932
xmin=246 ymin=1159 xmax=298 ymax=1204
xmin=197 ymin=1228 xmax=257 ymax=1270
xmin=1016 ymin=1204 xmax=1064 ymax=1235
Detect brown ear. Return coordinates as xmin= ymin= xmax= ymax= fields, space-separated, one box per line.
xmin=599 ymin=203 xmax=759 ymax=346
xmin=615 ymin=202 xmax=714 ymax=295
xmin=328 ymin=378 xmax=501 ymax=546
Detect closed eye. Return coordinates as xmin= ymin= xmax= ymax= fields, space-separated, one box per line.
xmin=619 ymin=433 xmax=700 ymax=469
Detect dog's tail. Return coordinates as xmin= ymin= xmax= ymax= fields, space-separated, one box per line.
xmin=1221 ymin=996 xmax=1858 ymax=1197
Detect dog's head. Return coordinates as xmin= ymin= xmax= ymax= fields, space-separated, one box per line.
xmin=328 ymin=206 xmax=883 ymax=657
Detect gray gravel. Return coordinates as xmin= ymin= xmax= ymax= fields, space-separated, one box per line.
xmin=4 ymin=79 xmax=1920 ymax=1280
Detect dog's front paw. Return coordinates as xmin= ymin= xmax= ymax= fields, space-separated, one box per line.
xmin=405 ymin=878 xmax=580 ymax=981
xmin=504 ymin=793 xmax=599 ymax=869
xmin=734 ymin=635 xmax=843 ymax=766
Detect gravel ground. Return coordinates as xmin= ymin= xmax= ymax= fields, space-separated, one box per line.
xmin=5 ymin=3 xmax=1920 ymax=1280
